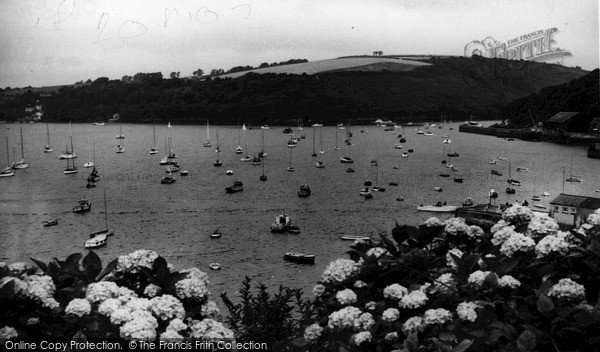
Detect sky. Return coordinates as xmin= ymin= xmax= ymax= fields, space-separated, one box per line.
xmin=0 ymin=0 xmax=598 ymax=88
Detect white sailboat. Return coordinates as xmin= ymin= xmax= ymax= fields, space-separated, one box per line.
xmin=214 ymin=130 xmax=222 ymax=167
xmin=83 ymin=138 xmax=95 ymax=167
xmin=85 ymin=190 xmax=114 ymax=249
xmin=44 ymin=123 xmax=53 ymax=152
xmin=287 ymin=147 xmax=295 ymax=172
xmin=167 ymin=122 xmax=177 ymax=158
xmin=565 ymin=153 xmax=582 ymax=182
xmin=116 ymin=123 xmax=125 ymax=139
xmin=11 ymin=127 xmax=29 ymax=169
xmin=258 ymin=129 xmax=267 ymax=158
xmin=150 ymin=124 xmax=158 ymax=154
xmin=64 ymin=137 xmax=78 ymax=174
xmin=203 ymin=120 xmax=212 ymax=147
xmin=334 ymin=128 xmax=340 ymax=150
xmin=59 ymin=123 xmax=77 ymax=159
xmin=235 ymin=130 xmax=243 ymax=154
xmin=319 ymin=126 xmax=324 ymax=154
xmin=1 ymin=137 xmax=15 ymax=177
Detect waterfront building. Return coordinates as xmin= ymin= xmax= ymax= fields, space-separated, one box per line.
xmin=549 ymin=193 xmax=600 ymax=227
xmin=544 ymin=112 xmax=579 ymax=132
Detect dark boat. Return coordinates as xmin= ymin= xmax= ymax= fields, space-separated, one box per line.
xmin=73 ymin=199 xmax=91 ymax=213
xmin=161 ymin=173 xmax=176 ymax=184
xmin=462 ymin=198 xmax=474 ymax=206
xmin=286 ymin=225 xmax=301 ymax=234
xmin=340 ymin=156 xmax=354 ymax=164
xmin=346 ymin=168 xmax=355 ymax=173
xmin=388 ymin=182 xmax=398 ymax=186
xmin=297 ymin=184 xmax=311 ymax=197
xmin=210 ymin=230 xmax=222 ymax=239
xmin=447 ymin=152 xmax=459 ymax=157
xmin=283 ymin=127 xmax=293 ymax=134
xmin=408 ymin=149 xmax=414 ymax=153
xmin=453 ymin=177 xmax=464 ymax=183
xmin=283 ymin=252 xmax=315 ymax=265
xmin=506 ymin=187 xmax=516 ymax=194
xmin=225 ymin=181 xmax=243 ymax=193
xmin=43 ymin=219 xmax=58 ymax=227
xmin=439 ymin=173 xmax=450 ymax=177
xmin=364 ymin=180 xmax=372 ymax=186
xmin=491 ymin=170 xmax=502 ymax=176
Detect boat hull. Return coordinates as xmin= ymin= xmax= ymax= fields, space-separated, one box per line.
xmin=283 ymin=253 xmax=315 ymax=265
xmin=417 ymin=205 xmax=457 ymax=212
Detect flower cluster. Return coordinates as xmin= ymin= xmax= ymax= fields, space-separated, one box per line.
xmin=502 ymin=204 xmax=534 ymax=225
xmin=587 ymin=209 xmax=600 ymax=225
xmin=498 ymin=275 xmax=521 ymax=289
xmin=527 ymin=214 xmax=559 ymax=239
xmin=366 ymin=247 xmax=388 ymax=258
xmin=175 ymin=269 xmax=210 ymax=304
xmin=456 ymin=301 xmax=480 ymax=322
xmin=423 ymin=308 xmax=453 ymax=326
xmin=467 ymin=270 xmax=491 ymax=288
xmin=327 ymin=306 xmax=363 ymax=330
xmin=548 ymin=278 xmax=586 ymax=302
xmin=321 ymin=259 xmax=360 ymax=284
xmin=535 ymin=234 xmax=571 ymax=258
xmin=383 ymin=284 xmax=408 ymax=300
xmin=116 ymin=250 xmax=159 ymax=273
xmin=491 ymin=226 xmax=518 ymax=246
xmin=443 ymin=217 xmax=472 ymax=238
xmin=399 ymin=290 xmax=428 ymax=309
xmin=336 ymin=289 xmax=358 ymax=305
xmin=65 ymin=298 xmax=92 ymax=317
xmin=425 ymin=217 xmax=442 ymax=227
xmin=499 ymin=232 xmax=535 ymax=257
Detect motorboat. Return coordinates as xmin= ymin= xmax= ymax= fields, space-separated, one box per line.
xmin=490 ymin=159 xmax=497 ymax=164
xmin=565 ymin=176 xmax=582 ymax=182
xmin=340 ymin=156 xmax=354 ymax=164
xmin=462 ymin=198 xmax=474 ymax=206
xmin=180 ymin=170 xmax=188 ymax=176
xmin=240 ymin=155 xmax=252 ymax=162
xmin=270 ymin=214 xmax=292 ymax=233
xmin=297 ymin=184 xmax=311 ymax=197
xmin=116 ymin=145 xmax=125 ymax=153
xmin=73 ymin=199 xmax=91 ymax=213
xmin=287 ymin=139 xmax=297 ymax=148
xmin=424 ymin=131 xmax=434 ymax=136
xmin=372 ymin=186 xmax=386 ymax=192
xmin=340 ymin=235 xmax=371 ymax=241
xmin=416 ymin=130 xmax=425 ymax=135
xmin=491 ymin=170 xmax=502 ymax=176
xmin=389 ymin=182 xmax=398 ymax=186
xmin=214 ymin=160 xmax=223 ymax=167
xmin=506 ymin=187 xmax=516 ymax=194
xmin=283 ymin=252 xmax=315 ymax=265
xmin=226 ymin=170 xmax=233 ymax=175
xmin=160 ymin=173 xmax=176 ymax=184
xmin=516 ymin=167 xmax=528 ymax=173
xmin=434 ymin=187 xmax=443 ymax=192
xmin=508 ymin=179 xmax=521 ymax=186
xmin=261 ymin=125 xmax=270 ymax=130
xmin=235 ymin=146 xmax=243 ymax=154
xmin=225 ymin=181 xmax=243 ymax=193
xmin=150 ymin=147 xmax=158 ymax=155
xmin=43 ymin=219 xmax=58 ymax=227
xmin=542 ymin=192 xmax=550 ymax=197
xmin=394 ymin=144 xmax=403 ymax=149
xmin=210 ymin=230 xmax=222 ymax=239
xmin=360 ymin=187 xmax=371 ymax=197
xmin=364 ymin=180 xmax=372 ymax=186
xmin=83 ymin=161 xmax=94 ymax=168
xmin=370 ymin=160 xmax=378 ymax=166
xmin=447 ymin=152 xmax=459 ymax=157
xmin=315 ymin=161 xmax=325 ymax=168
xmin=401 ymin=152 xmax=409 ymax=158
xmin=439 ymin=173 xmax=450 ymax=177
xmin=417 ymin=204 xmax=457 ymax=212
xmin=283 ymin=127 xmax=293 ymax=134
xmin=85 ymin=234 xmax=107 ymax=249
xmin=408 ymin=149 xmax=414 ymax=153
xmin=532 ymin=195 xmax=541 ymax=201
xmin=209 ymin=263 xmax=221 ymax=270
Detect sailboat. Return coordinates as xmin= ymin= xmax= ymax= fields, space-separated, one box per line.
xmin=0 ymin=137 xmax=15 ymax=177
xmin=116 ymin=123 xmax=125 ymax=139
xmin=565 ymin=153 xmax=583 ymax=182
xmin=85 ymin=190 xmax=114 ymax=249
xmin=64 ymin=137 xmax=78 ymax=174
xmin=240 ymin=141 xmax=252 ymax=161
xmin=372 ymin=163 xmax=386 ymax=192
xmin=84 ymin=138 xmax=95 ymax=167
xmin=167 ymin=123 xmax=177 ymax=159
xmin=340 ymin=141 xmax=354 ymax=164
xmin=11 ymin=127 xmax=29 ymax=169
xmin=506 ymin=160 xmax=520 ymax=188
xmin=116 ymin=141 xmax=125 ymax=154
xmin=150 ymin=124 xmax=158 ymax=154
xmin=260 ymin=157 xmax=267 ymax=181
xmin=287 ymin=147 xmax=295 ymax=172
xmin=203 ymin=120 xmax=212 ymax=147
xmin=258 ymin=129 xmax=267 ymax=158
xmin=159 ymin=139 xmax=169 ymax=165
xmin=60 ymin=124 xmax=77 ymax=159
xmin=311 ymin=128 xmax=317 ymax=157
xmin=235 ymin=130 xmax=243 ymax=154
xmin=44 ymin=123 xmax=53 ymax=152
xmin=334 ymin=128 xmax=340 ymax=150
xmin=319 ymin=126 xmax=324 ymax=154
xmin=214 ymin=130 xmax=223 ymax=167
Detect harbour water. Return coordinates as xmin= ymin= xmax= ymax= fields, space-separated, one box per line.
xmin=0 ymin=122 xmax=598 ymax=299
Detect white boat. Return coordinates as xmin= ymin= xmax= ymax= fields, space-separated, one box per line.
xmin=261 ymin=125 xmax=270 ymax=130
xmin=63 ymin=137 xmax=78 ymax=174
xmin=150 ymin=124 xmax=158 ymax=154
xmin=116 ymin=124 xmax=125 ymax=139
xmin=417 ymin=205 xmax=457 ymax=212
xmin=92 ymin=121 xmax=105 ymax=126
xmin=394 ymin=144 xmax=403 ymax=149
xmin=85 ymin=234 xmax=107 ymax=249
xmin=1 ymin=137 xmax=15 ymax=178
xmin=340 ymin=235 xmax=371 ymax=241
xmin=83 ymin=138 xmax=95 ymax=168
xmin=203 ymin=120 xmax=212 ymax=147
xmin=340 ymin=156 xmax=354 ymax=163
xmin=240 ymin=155 xmax=252 ymax=162
xmin=516 ymin=167 xmax=528 ymax=173
xmin=44 ymin=124 xmax=53 ymax=152
xmin=287 ymin=148 xmax=295 ymax=172
xmin=489 ymin=159 xmax=497 ymax=164
xmin=10 ymin=128 xmax=29 ymax=169
xmin=160 ymin=172 xmax=176 ymax=184
xmin=226 ymin=170 xmax=233 ymax=175
xmin=235 ymin=145 xmax=243 ymax=154
xmin=210 ymin=230 xmax=222 ymax=238
xmin=401 ymin=152 xmax=409 ymax=158
xmin=424 ymin=131 xmax=434 ymax=136
xmin=359 ymin=187 xmax=372 ymax=196
xmin=434 ymin=187 xmax=443 ymax=192
xmin=242 ymin=123 xmax=247 ymax=130
xmin=542 ymin=192 xmax=550 ymax=197
xmin=209 ymin=263 xmax=221 ymax=270
xmin=315 ymin=161 xmax=325 ymax=168
xmin=499 ymin=157 xmax=508 ymax=161
xmin=416 ymin=130 xmax=425 ymax=135
xmin=116 ymin=144 xmax=125 ymax=153
xmin=311 ymin=123 xmax=323 ymax=127
xmin=270 ymin=214 xmax=292 ymax=233
xmin=85 ymin=190 xmax=114 ymax=249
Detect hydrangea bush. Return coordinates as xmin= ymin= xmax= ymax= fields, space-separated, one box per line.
xmin=0 ymin=250 xmax=233 ymax=346
xmin=296 ymin=205 xmax=600 ymax=351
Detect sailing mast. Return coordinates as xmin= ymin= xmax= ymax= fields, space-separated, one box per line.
xmin=319 ymin=126 xmax=324 ymax=154
xmin=312 ymin=128 xmax=317 ymax=157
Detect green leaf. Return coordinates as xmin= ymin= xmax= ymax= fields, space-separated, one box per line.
xmin=453 ymin=339 xmax=473 ymax=352
xmin=82 ymin=251 xmax=102 ymax=282
xmin=439 ymin=332 xmax=456 ymax=342
xmin=153 ymin=256 xmax=170 ymax=285
xmin=29 ymin=257 xmax=48 ymax=273
xmin=71 ymin=330 xmax=88 ymax=343
xmin=517 ymin=330 xmax=536 ymax=352
xmin=0 ymin=279 xmax=15 ymax=299
xmin=536 ymin=294 xmax=554 ymax=316
xmin=63 ymin=253 xmax=83 ymax=271
xmin=488 ymin=329 xmax=504 ymax=343
xmin=292 ymin=337 xmax=309 ymax=347
xmin=96 ymin=258 xmax=117 ymax=281
xmin=380 ymin=234 xmax=399 ymax=256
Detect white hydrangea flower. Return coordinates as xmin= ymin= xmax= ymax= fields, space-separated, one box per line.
xmin=587 ymin=209 xmax=600 ymax=225
xmin=366 ymin=247 xmax=388 ymax=258
xmin=467 ymin=270 xmax=491 ymax=288
xmin=548 ymin=278 xmax=585 ymax=301
xmin=86 ymin=281 xmax=120 ymax=304
xmin=443 ymin=217 xmax=472 ymax=238
xmin=8 ymin=262 xmax=29 ymax=277
xmin=110 ymin=307 xmax=133 ymax=326
xmin=116 ymin=250 xmax=159 ymax=273
xmin=98 ymin=298 xmax=122 ymax=317
xmin=26 ymin=318 xmax=40 ymax=326
xmin=327 ymin=306 xmax=363 ymax=330
xmin=201 ymin=301 xmax=221 ymax=319
xmin=117 ymin=286 xmax=137 ymax=303
xmin=22 ymin=275 xmax=55 ymax=302
xmin=159 ymin=329 xmax=183 ymax=340
xmin=336 ymin=289 xmax=358 ymax=305
xmin=402 ymin=316 xmax=424 ymax=334
xmin=491 ymin=226 xmax=518 ymax=246
xmin=119 ymin=313 xmax=157 ymax=341
xmin=313 ymin=284 xmax=326 ymax=297
xmin=385 ymin=332 xmax=399 ymax=341
xmin=166 ymin=318 xmax=188 ymax=332
xmin=502 ymin=204 xmax=534 ymax=225
xmin=41 ymin=298 xmax=59 ymax=310
xmin=399 ymin=290 xmax=428 ymax=309
xmin=456 ymin=302 xmax=480 ymax=322
xmin=303 ymin=323 xmax=324 ymax=341
xmin=352 ymin=331 xmax=372 ymax=346
xmin=180 ymin=268 xmax=209 ymax=282
xmin=355 ymin=312 xmax=375 ymax=331
xmin=423 ymin=308 xmax=453 ymax=326
xmin=124 ymin=297 xmax=152 ymax=312
xmin=143 ymin=284 xmax=162 ymax=298
xmin=498 ymin=275 xmax=521 ymax=289
xmin=500 ymin=233 xmax=535 ymax=257
xmin=381 ymin=308 xmax=400 ymax=322
xmin=469 ymin=225 xmax=484 ymax=238
xmin=383 ymin=283 xmax=408 ymax=300
xmin=535 ymin=234 xmax=571 ymax=258
xmin=446 ymin=248 xmax=463 ymax=270
xmin=419 ymin=282 xmax=432 ymax=292
xmin=188 ymin=319 xmax=234 ymax=340
xmin=491 ymin=219 xmax=513 ymax=234
xmin=431 ymin=273 xmax=456 ymax=295
xmin=175 ymin=277 xmax=209 ymax=303
xmin=354 ymin=280 xmax=367 ymax=288
xmin=65 ymin=298 xmax=91 ymax=317
xmin=425 ymin=217 xmax=442 ymax=227
xmin=364 ymin=301 xmax=376 ymax=310
xmin=150 ymin=294 xmax=185 ymax=321
xmin=0 ymin=326 xmax=18 ymax=340
xmin=321 ymin=259 xmax=360 ymax=284
xmin=527 ymin=214 xmax=559 ymax=238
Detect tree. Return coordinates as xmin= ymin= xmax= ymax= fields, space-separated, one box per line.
xmin=193 ymin=69 xmax=204 ymax=77
xmin=92 ymin=77 xmax=109 ymax=85
xmin=259 ymin=62 xmax=269 ymax=68
xmin=121 ymin=75 xmax=133 ymax=83
xmin=170 ymin=72 xmax=180 ymax=79
xmin=210 ymin=69 xmax=224 ymax=76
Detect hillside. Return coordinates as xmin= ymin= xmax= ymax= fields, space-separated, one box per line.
xmin=502 ymin=68 xmax=600 ymax=131
xmin=0 ymin=56 xmax=589 ymax=125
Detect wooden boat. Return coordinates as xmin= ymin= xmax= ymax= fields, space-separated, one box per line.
xmin=533 ymin=204 xmax=547 ymax=210
xmin=439 ymin=173 xmax=450 ymax=177
xmin=209 ymin=263 xmax=221 ymax=270
xmin=516 ymin=167 xmax=528 ymax=173
xmin=43 ymin=219 xmax=58 ymax=227
xmin=491 ymin=170 xmax=502 ymax=176
xmin=270 ymin=214 xmax=292 ymax=233
xmin=417 ymin=204 xmax=457 ymax=212
xmin=532 ymin=195 xmax=541 ymax=201
xmin=73 ymin=198 xmax=91 ymax=213
xmin=210 ymin=230 xmax=222 ymax=239
xmin=283 ymin=252 xmax=315 ymax=265
xmin=297 ymin=184 xmax=311 ymax=198
xmin=340 ymin=235 xmax=371 ymax=241
xmin=225 ymin=181 xmax=243 ymax=193
xmin=453 ymin=177 xmax=464 ymax=183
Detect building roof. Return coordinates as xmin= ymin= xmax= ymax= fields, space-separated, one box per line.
xmin=546 ymin=112 xmax=578 ymax=124
xmin=550 ymin=193 xmax=600 ymax=209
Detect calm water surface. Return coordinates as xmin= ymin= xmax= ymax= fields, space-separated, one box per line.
xmin=0 ymin=122 xmax=598 ymax=300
